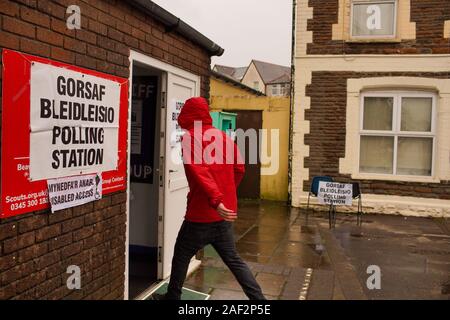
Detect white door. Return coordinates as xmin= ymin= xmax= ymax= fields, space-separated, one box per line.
xmin=159 ymin=71 xmax=200 ymax=278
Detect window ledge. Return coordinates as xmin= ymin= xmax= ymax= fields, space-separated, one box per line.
xmin=351 ymin=173 xmax=441 ymax=184
xmin=346 ymin=38 xmax=401 ymax=43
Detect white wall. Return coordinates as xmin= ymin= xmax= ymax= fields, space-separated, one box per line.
xmin=241 ymin=62 xmax=265 ymax=94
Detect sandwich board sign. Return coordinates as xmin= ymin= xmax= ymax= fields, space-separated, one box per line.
xmin=318 ymin=182 xmax=353 ymax=206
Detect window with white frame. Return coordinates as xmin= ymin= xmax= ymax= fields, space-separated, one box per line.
xmin=271 ymin=85 xmax=279 ymax=96
xmin=351 ymin=0 xmax=397 ymax=38
xmin=271 ymin=84 xmax=288 ymax=96
xmin=359 ymin=91 xmax=436 ymax=177
xmin=253 ymin=81 xmax=259 ymax=90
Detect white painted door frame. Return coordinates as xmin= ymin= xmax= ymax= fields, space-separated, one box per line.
xmin=125 ymin=50 xmax=200 ymax=300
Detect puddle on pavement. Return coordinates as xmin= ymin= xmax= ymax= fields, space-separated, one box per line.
xmin=350 ymin=233 xmax=364 ymax=238
xmin=191 ymin=200 xmax=450 ymax=300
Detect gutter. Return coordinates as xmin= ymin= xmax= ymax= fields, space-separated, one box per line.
xmin=129 ymin=0 xmax=224 ymax=57
xmin=288 ymin=0 xmax=297 ymax=206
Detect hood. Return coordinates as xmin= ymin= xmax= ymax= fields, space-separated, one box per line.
xmin=178 ymin=97 xmax=213 ymax=130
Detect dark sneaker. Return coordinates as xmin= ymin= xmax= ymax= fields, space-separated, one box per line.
xmin=149 ymin=293 xmax=168 ymax=300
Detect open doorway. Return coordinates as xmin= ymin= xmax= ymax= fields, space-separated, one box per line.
xmin=126 ymin=50 xmax=201 ymax=300
xmin=231 ymin=110 xmax=262 ymax=199
xmin=128 ymin=63 xmax=163 ymax=299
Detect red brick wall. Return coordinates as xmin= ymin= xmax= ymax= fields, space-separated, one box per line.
xmin=307 ymin=0 xmax=450 ymax=54
xmin=0 ymin=0 xmax=212 ymax=300
xmin=304 ymin=71 xmax=450 ymax=199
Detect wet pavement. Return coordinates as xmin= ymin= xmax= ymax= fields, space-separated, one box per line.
xmin=183 ymin=200 xmax=450 ymax=300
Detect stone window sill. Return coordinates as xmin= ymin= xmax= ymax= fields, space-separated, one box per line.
xmin=351 ymin=173 xmax=441 ymax=184
xmin=346 ymin=39 xmax=402 ymax=44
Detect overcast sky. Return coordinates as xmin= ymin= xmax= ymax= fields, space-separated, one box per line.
xmin=152 ymin=0 xmax=292 ymax=68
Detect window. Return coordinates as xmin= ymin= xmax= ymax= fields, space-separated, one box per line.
xmin=351 ymin=0 xmax=397 ymax=38
xmin=272 ymin=85 xmax=279 ymax=96
xmin=271 ymin=84 xmax=288 ymax=96
xmin=359 ymin=92 xmax=436 ymax=177
xmin=253 ymin=81 xmax=259 ymax=90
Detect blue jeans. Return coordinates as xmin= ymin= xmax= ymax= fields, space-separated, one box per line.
xmin=166 ymin=220 xmax=266 ymax=300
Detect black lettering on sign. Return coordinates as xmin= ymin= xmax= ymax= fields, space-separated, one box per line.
xmin=51 ymin=127 xmax=105 ymax=145
xmin=39 ymin=99 xmax=115 ymax=124
xmin=40 ymin=99 xmax=52 ymax=118
xmin=51 ymin=148 xmax=104 ymax=169
xmin=57 ymin=76 xmax=106 ymax=101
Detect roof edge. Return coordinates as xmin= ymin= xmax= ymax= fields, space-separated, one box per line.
xmin=211 ymin=70 xmax=265 ymax=96
xmin=129 ymin=0 xmax=224 ymax=57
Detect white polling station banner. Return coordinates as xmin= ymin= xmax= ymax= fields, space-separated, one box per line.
xmin=318 ymin=182 xmax=353 ymax=206
xmin=29 ymin=62 xmax=120 ymax=181
xmin=47 ymin=173 xmax=102 ymax=213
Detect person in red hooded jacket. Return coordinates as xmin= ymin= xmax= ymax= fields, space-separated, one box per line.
xmin=152 ymin=97 xmax=265 ymax=300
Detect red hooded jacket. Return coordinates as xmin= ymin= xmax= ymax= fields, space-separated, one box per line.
xmin=178 ymin=97 xmax=245 ymax=223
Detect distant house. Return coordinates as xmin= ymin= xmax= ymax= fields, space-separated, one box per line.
xmin=212 ymin=65 xmax=247 ymax=82
xmin=241 ymin=60 xmax=291 ymax=96
xmin=213 ymin=60 xmax=291 ymax=97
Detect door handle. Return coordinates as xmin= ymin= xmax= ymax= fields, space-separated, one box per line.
xmin=169 ymin=170 xmax=178 ymax=173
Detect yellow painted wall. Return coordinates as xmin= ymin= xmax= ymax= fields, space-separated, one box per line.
xmin=210 ymin=77 xmax=290 ymax=201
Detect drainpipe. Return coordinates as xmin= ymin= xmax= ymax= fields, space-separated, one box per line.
xmin=288 ymin=0 xmax=297 ymax=206
xmin=129 ymin=0 xmax=224 ymax=57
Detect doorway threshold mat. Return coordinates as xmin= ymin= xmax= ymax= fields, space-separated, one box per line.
xmin=144 ymin=280 xmax=210 ymax=300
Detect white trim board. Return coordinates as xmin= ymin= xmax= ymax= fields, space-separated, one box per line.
xmin=125 ymin=50 xmax=201 ymax=300
xmin=130 ymin=50 xmax=201 ymax=83
xmin=295 ymin=55 xmax=450 ymax=72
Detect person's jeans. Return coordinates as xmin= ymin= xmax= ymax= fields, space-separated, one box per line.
xmin=166 ymin=220 xmax=266 ymax=300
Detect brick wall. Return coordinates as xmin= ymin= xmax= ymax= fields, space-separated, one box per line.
xmin=303 ymin=71 xmax=450 ymax=200
xmin=0 ymin=0 xmax=212 ymax=300
xmin=307 ymin=0 xmax=450 ymax=54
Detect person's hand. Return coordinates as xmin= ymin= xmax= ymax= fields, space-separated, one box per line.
xmin=217 ymin=203 xmax=237 ymax=222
